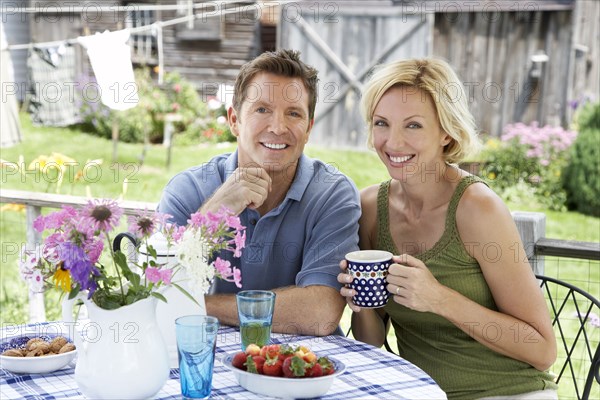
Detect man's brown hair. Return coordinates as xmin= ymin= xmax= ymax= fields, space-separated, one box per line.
xmin=233 ymin=49 xmax=319 ymax=120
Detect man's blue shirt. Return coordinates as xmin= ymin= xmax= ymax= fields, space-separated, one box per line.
xmin=158 ymin=151 xmax=361 ymax=293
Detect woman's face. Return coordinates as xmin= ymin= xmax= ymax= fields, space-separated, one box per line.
xmin=371 ymin=86 xmax=451 ymax=182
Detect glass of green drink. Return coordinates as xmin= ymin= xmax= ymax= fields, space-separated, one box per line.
xmin=236 ymin=290 xmax=276 ymax=351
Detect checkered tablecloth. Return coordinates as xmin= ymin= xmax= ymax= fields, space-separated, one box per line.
xmin=1 ymin=322 xmax=446 ymax=399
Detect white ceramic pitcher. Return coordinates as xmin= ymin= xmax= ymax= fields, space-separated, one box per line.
xmin=114 ymin=231 xmax=206 ymax=368
xmin=62 ymin=295 xmax=169 ymax=399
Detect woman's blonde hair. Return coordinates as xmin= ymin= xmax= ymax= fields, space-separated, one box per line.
xmin=360 ymin=58 xmax=480 ymax=164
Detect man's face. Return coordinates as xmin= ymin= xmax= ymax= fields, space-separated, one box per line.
xmin=228 ymin=72 xmax=314 ymax=174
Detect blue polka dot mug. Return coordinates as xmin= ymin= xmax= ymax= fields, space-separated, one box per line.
xmin=345 ymin=250 xmax=393 ymax=308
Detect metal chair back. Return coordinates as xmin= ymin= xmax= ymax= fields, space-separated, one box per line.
xmin=536 ymin=274 xmax=600 ymax=400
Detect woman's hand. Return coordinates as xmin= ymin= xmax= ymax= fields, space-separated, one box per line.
xmin=386 ymin=254 xmax=447 ymax=314
xmin=337 ymin=259 xmax=364 ymax=313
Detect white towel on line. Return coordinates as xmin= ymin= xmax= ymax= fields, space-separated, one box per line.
xmin=78 ymin=29 xmax=139 ymax=111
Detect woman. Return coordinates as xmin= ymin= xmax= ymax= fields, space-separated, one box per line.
xmin=338 ymin=58 xmax=558 ymax=399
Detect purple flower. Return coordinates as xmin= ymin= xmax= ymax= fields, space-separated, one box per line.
xmin=128 ymin=209 xmax=165 ymax=238
xmin=58 ymin=242 xmax=98 ymax=295
xmin=81 ymin=199 xmax=123 ymax=234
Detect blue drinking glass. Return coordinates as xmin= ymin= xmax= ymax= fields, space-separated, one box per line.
xmin=236 ymin=290 xmax=276 ymax=351
xmin=175 ymin=315 xmax=219 ymax=399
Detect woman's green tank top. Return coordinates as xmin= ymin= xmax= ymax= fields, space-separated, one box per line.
xmin=377 ymin=176 xmax=557 ymax=399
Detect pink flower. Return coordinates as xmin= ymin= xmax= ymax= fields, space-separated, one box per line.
xmin=160 ymin=269 xmax=172 ymax=285
xmin=146 ymin=267 xmax=173 ymax=285
xmin=81 ymin=199 xmax=123 ymax=234
xmin=173 ymin=84 xmax=181 ymax=93
xmin=188 ymin=212 xmax=206 ymax=228
xmin=232 ymin=231 xmax=246 ymax=258
xmin=34 ymin=206 xmax=77 ymax=232
xmin=146 ymin=267 xmax=162 ymax=283
xmin=233 ymin=268 xmax=242 ymax=288
xmin=226 ymin=215 xmax=244 ymax=230
xmin=214 ymin=257 xmax=232 ymax=277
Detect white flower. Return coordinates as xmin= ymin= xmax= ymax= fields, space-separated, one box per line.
xmin=19 ymin=247 xmax=42 ymax=281
xmin=29 ymin=270 xmax=46 ymax=293
xmin=177 ymin=229 xmax=214 ymax=298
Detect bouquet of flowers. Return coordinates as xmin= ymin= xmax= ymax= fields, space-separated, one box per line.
xmin=19 ymin=199 xmax=246 ymax=310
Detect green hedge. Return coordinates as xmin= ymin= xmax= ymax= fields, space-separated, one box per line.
xmin=562 ymin=102 xmax=600 ymax=217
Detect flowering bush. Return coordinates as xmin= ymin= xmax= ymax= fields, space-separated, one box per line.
xmin=19 ymin=199 xmax=245 ymax=310
xmin=175 ymin=95 xmax=235 ymax=146
xmin=78 ymin=69 xmax=208 ymax=144
xmin=481 ymin=122 xmax=577 ymax=211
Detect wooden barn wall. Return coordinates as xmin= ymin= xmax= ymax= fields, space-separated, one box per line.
xmin=433 ymin=10 xmax=575 ymax=137
xmin=29 ymin=0 xmax=261 ymax=91
xmin=156 ymin=2 xmax=260 ymax=89
xmin=279 ymin=7 xmax=431 ymax=148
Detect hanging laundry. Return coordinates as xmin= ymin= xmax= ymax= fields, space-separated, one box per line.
xmin=77 ymin=29 xmax=138 ymax=111
xmin=27 ymin=43 xmax=79 ymax=127
xmin=1 ymin=20 xmax=22 ymax=147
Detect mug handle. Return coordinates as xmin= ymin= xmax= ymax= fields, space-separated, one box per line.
xmin=112 ymin=232 xmax=139 ymax=253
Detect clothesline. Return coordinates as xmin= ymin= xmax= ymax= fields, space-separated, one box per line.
xmin=6 ymin=0 xmax=284 ymax=51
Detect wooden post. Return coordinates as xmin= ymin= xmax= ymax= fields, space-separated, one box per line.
xmin=26 ymin=205 xmax=45 ymax=323
xmin=512 ymin=211 xmax=546 ymax=275
xmin=163 ymin=113 xmax=183 ymax=169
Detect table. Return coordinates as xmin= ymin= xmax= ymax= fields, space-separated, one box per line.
xmin=1 ymin=322 xmax=446 ymax=399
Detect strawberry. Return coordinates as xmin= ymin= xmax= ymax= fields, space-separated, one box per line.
xmin=245 ymin=343 xmax=261 ymax=356
xmin=232 ymin=352 xmax=249 ymax=371
xmin=259 ymin=344 xmax=281 ymax=359
xmin=245 ymin=355 xmax=265 ymax=374
xmin=282 ymin=355 xmax=308 ymax=378
xmin=262 ymin=354 xmax=283 ymax=377
xmin=278 ymin=344 xmax=295 ymax=361
xmin=302 ymin=351 xmax=317 ymax=364
xmin=318 ymin=356 xmax=336 ymax=375
xmin=306 ymin=362 xmax=323 ymax=377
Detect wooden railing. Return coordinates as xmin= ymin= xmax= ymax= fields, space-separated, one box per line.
xmin=1 ymin=189 xmax=599 ymax=322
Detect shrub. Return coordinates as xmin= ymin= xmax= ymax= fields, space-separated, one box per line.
xmin=481 ymin=122 xmax=577 ymax=211
xmin=562 ymin=102 xmax=600 ymax=217
xmin=174 ymin=96 xmax=235 ymax=146
xmin=77 ymin=69 xmax=209 ymax=143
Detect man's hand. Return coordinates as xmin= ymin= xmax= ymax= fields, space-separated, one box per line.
xmin=200 ymin=167 xmax=272 ymax=215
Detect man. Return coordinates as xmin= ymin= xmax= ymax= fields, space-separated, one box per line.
xmin=158 ymin=49 xmax=360 ymax=336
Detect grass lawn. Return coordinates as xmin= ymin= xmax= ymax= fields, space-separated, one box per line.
xmin=1 ymin=113 xmax=598 ymax=398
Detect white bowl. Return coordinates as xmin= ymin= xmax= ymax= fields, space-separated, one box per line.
xmin=221 ymin=353 xmax=346 ymax=399
xmin=0 ymin=333 xmax=77 ymax=374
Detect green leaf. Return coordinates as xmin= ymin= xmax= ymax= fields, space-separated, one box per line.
xmin=172 ymin=283 xmax=201 ymax=307
xmin=151 ymin=292 xmax=167 ymax=303
xmin=113 ymin=251 xmax=133 ymax=279
xmin=68 ymin=285 xmax=81 ymax=300
xmin=129 ymin=273 xmax=141 ymax=288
